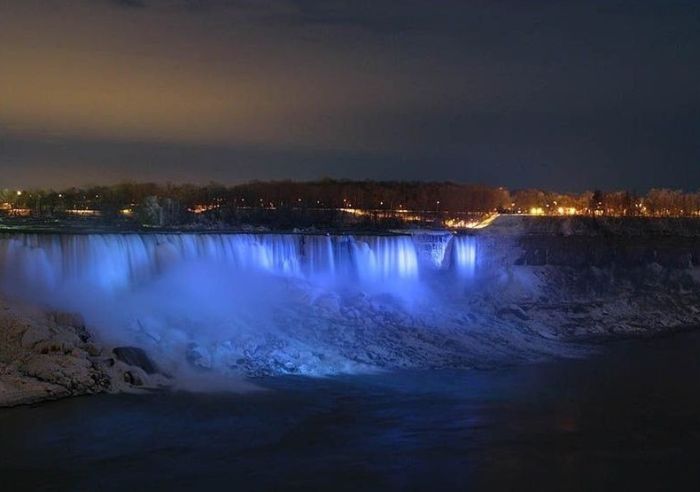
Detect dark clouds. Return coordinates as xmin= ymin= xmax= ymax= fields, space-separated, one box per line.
xmin=110 ymin=0 xmax=147 ymax=8
xmin=0 ymin=0 xmax=698 ymax=190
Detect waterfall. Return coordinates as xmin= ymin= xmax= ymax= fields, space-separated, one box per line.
xmin=449 ymin=235 xmax=478 ymax=278
xmin=0 ymin=232 xmax=479 ymax=298
xmin=0 ymin=231 xmax=487 ymax=377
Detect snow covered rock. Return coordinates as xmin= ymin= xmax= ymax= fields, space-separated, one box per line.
xmin=0 ymin=297 xmax=170 ymax=407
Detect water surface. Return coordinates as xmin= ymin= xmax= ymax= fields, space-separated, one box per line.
xmin=2 ymin=332 xmax=700 ymax=491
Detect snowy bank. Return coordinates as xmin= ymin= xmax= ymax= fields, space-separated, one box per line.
xmin=0 ymin=297 xmax=170 ymax=407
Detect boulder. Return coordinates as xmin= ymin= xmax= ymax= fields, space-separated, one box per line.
xmin=113 ymin=346 xmax=159 ymax=374
xmin=123 ymin=370 xmax=143 ymax=387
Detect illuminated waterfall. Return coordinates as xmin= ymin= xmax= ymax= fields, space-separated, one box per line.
xmin=0 ymin=232 xmax=479 ymax=297
xmin=0 ymin=231 xmax=486 ymax=377
xmin=450 ymin=235 xmax=478 ymax=278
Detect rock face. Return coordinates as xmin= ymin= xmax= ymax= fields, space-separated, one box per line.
xmin=474 ymin=219 xmax=700 ymax=341
xmin=0 ymin=297 xmax=169 ymax=407
xmin=113 ymin=347 xmax=159 ymax=374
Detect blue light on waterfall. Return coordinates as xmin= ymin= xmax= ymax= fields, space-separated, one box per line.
xmin=0 ymin=231 xmax=477 ymax=301
xmin=0 ymin=231 xmax=484 ymax=377
xmin=0 ymin=234 xmax=477 ymax=290
xmin=452 ymin=236 xmax=477 ymax=277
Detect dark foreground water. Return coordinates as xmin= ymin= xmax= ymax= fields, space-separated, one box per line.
xmin=2 ymin=333 xmax=700 ymax=491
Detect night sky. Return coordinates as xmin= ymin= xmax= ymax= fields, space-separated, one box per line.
xmin=1 ymin=0 xmax=698 ymax=190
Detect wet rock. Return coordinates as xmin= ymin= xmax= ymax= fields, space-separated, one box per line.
xmin=113 ymin=346 xmax=159 ymax=374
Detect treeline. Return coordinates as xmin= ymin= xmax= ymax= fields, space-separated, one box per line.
xmin=509 ymin=188 xmax=700 ymax=216
xmin=0 ymin=180 xmax=509 ymax=225
xmin=1 ymin=180 xmax=700 ymax=226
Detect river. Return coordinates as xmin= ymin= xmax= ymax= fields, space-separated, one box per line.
xmin=2 ymin=331 xmax=700 ymax=491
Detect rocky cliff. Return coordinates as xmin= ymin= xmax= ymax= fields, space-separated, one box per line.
xmin=472 ymin=216 xmax=700 ymax=340
xmin=0 ymin=297 xmax=169 ymax=407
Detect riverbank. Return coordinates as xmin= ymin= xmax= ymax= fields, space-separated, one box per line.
xmin=0 ymin=296 xmax=170 ymax=407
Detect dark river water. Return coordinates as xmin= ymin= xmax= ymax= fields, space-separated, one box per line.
xmin=2 ymin=332 xmax=700 ymax=491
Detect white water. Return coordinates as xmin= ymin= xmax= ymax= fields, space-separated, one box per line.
xmin=0 ymin=232 xmax=485 ymax=377
xmin=0 ymin=232 xmax=477 ymax=296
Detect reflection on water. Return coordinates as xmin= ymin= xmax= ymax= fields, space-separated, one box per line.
xmin=2 ymin=332 xmax=700 ymax=491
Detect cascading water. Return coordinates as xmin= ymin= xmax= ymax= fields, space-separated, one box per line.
xmin=0 ymin=232 xmax=483 ymax=378
xmin=0 ymin=232 xmax=477 ymax=295
xmin=449 ymin=235 xmax=478 ymax=278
